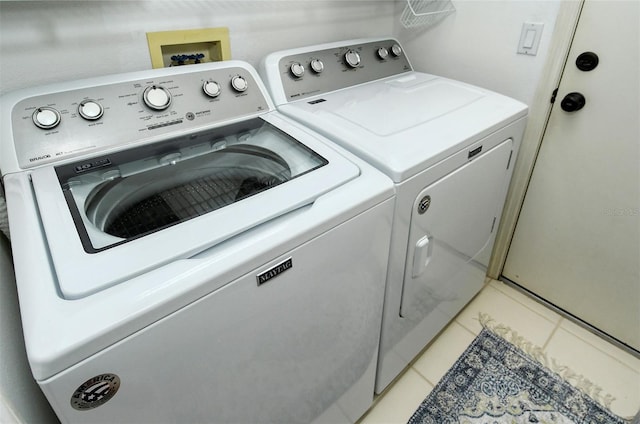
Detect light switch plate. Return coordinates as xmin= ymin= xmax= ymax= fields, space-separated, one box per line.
xmin=517 ymin=22 xmax=544 ymax=56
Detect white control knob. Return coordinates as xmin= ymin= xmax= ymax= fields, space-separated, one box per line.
xmin=290 ymin=62 xmax=305 ymax=78
xmin=391 ymin=44 xmax=403 ymax=57
xmin=203 ymin=80 xmax=221 ymax=98
xmin=310 ymin=59 xmax=324 ymax=74
xmin=32 ymin=107 xmax=61 ymax=129
xmin=143 ymin=85 xmax=172 ymax=110
xmin=78 ymin=99 xmax=104 ymax=121
xmin=344 ymin=49 xmax=361 ymax=68
xmin=231 ymin=75 xmax=248 ymax=92
xmin=377 ymin=47 xmax=389 ymax=60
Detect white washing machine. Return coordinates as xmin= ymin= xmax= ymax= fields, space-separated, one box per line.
xmin=0 ymin=60 xmax=395 ymax=423
xmin=261 ymin=37 xmax=528 ymax=393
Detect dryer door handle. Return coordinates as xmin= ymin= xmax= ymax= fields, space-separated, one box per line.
xmin=412 ymin=235 xmax=433 ymax=277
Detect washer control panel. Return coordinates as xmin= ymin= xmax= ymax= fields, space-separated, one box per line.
xmin=9 ymin=63 xmax=270 ymax=169
xmin=273 ymin=39 xmax=412 ymax=102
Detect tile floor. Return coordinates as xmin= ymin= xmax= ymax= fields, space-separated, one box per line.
xmin=359 ymin=279 xmax=640 ymax=423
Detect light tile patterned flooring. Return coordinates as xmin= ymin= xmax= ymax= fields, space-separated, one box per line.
xmin=359 ymin=279 xmax=640 ymax=423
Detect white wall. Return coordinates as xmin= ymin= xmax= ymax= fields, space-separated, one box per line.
xmin=395 ymin=0 xmax=562 ymax=105
xmin=0 ymin=0 xmax=562 ymax=102
xmin=0 ymin=0 xmax=395 ymax=94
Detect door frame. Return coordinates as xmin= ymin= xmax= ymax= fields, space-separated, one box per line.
xmin=487 ymin=0 xmax=585 ymax=278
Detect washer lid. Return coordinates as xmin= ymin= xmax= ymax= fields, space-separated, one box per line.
xmin=57 ymin=118 xmax=328 ymax=253
xmin=31 ymin=115 xmax=360 ymax=299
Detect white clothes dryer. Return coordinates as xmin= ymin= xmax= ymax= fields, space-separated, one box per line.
xmin=0 ymin=60 xmax=395 ymax=423
xmin=261 ymin=37 xmax=528 ymax=393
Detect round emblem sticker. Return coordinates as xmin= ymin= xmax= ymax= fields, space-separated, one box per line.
xmin=70 ymin=373 xmax=120 ymax=411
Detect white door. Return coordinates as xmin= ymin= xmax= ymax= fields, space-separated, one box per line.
xmin=503 ymin=0 xmax=639 ymax=351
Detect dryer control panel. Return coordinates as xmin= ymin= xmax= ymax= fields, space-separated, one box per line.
xmin=5 ymin=61 xmax=271 ymax=171
xmin=263 ymin=38 xmax=413 ymax=103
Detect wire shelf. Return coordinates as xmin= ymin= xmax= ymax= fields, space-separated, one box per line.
xmin=401 ymin=0 xmax=456 ymax=29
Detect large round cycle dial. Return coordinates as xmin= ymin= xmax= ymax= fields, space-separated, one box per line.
xmin=143 ymin=85 xmax=172 ymax=110
xmin=78 ymin=100 xmax=104 ymax=121
xmin=32 ymin=107 xmax=61 ymax=129
xmin=344 ymin=49 xmax=361 ymax=68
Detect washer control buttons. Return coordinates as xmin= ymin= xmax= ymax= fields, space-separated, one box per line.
xmin=391 ymin=44 xmax=403 ymax=57
xmin=344 ymin=49 xmax=361 ymax=68
xmin=143 ymin=85 xmax=172 ymax=110
xmin=377 ymin=47 xmax=389 ymax=60
xmin=203 ymin=80 xmax=222 ymax=98
xmin=310 ymin=59 xmax=324 ymax=74
xmin=290 ymin=62 xmax=305 ymax=78
xmin=231 ymin=75 xmax=248 ymax=92
xmin=32 ymin=107 xmax=61 ymax=129
xmin=78 ymin=100 xmax=104 ymax=121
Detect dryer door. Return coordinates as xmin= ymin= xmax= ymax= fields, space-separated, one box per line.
xmin=400 ymin=139 xmax=514 ymax=325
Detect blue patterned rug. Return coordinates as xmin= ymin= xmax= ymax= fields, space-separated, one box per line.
xmin=407 ymin=320 xmax=630 ymax=424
